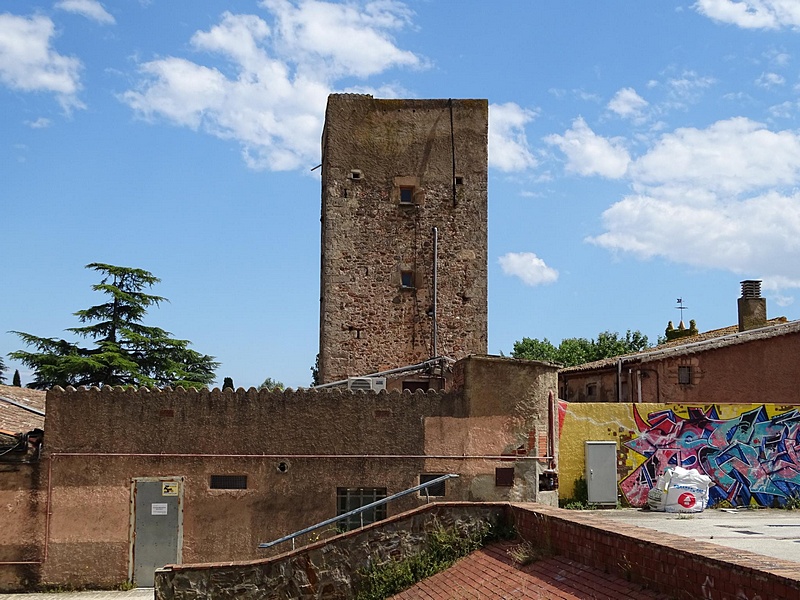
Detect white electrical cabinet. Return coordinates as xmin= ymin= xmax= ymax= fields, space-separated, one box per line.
xmin=585 ymin=441 xmax=618 ymax=505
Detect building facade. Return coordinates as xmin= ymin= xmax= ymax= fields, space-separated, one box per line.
xmin=0 ymin=356 xmax=558 ymax=591
xmin=560 ymin=282 xmax=798 ymax=405
xmin=318 ymin=95 xmax=488 ymax=384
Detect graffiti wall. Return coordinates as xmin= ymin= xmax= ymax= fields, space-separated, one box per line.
xmin=559 ymin=402 xmax=800 ymax=508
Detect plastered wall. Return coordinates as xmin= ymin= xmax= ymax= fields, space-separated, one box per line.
xmin=560 ymin=402 xmax=800 ymax=508
xmin=1 ymin=355 xmax=557 ymax=590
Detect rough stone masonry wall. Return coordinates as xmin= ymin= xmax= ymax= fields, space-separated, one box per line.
xmin=154 ymin=503 xmax=504 ymax=600
xmin=319 ymin=95 xmax=488 ymax=383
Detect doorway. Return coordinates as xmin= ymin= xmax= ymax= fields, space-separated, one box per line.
xmin=129 ymin=477 xmax=184 ymax=587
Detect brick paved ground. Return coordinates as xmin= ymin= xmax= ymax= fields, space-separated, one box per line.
xmin=391 ymin=540 xmax=675 ymax=600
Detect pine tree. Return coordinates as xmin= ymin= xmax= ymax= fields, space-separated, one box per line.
xmin=10 ymin=263 xmax=218 ymax=390
xmin=12 ymin=370 xmax=21 ymax=387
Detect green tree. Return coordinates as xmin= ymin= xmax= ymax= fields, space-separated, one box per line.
xmin=310 ymin=353 xmax=320 ymax=387
xmin=0 ymin=356 xmax=5 ymax=384
xmin=10 ymin=263 xmax=218 ymax=390
xmin=12 ymin=369 xmax=21 ymax=387
xmin=258 ymin=377 xmax=285 ymax=392
xmin=511 ymin=330 xmax=651 ymax=367
xmin=511 ymin=338 xmax=559 ymax=363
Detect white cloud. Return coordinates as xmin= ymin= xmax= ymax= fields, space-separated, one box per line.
xmin=607 ymin=87 xmax=649 ymax=121
xmin=769 ymin=100 xmax=799 ymax=119
xmin=488 ymin=102 xmax=538 ymax=172
xmin=122 ymin=2 xmax=422 ymax=171
xmin=588 ymin=117 xmax=800 ymax=293
xmin=498 ymin=252 xmax=559 ymax=286
xmin=629 ymin=117 xmax=800 ymax=196
xmin=0 ymin=14 xmax=83 ymax=110
xmin=261 ymin=0 xmax=419 ymax=78
xmin=756 ymin=71 xmax=786 ymax=88
xmin=665 ymin=70 xmax=715 ymax=108
xmin=27 ymin=117 xmax=52 ymax=128
xmin=55 ymin=0 xmax=115 ymax=25
xmin=545 ymin=117 xmax=630 ymax=178
xmin=694 ymin=0 xmax=800 ymax=29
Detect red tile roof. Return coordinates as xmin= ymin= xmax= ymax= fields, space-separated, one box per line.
xmin=0 ymin=384 xmax=45 ymax=433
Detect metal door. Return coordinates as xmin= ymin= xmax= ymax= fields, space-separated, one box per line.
xmin=131 ymin=477 xmax=183 ymax=587
xmin=585 ymin=441 xmax=618 ymax=505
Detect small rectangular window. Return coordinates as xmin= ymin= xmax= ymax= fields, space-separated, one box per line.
xmin=419 ymin=474 xmax=446 ymax=497
xmin=337 ymin=487 xmax=387 ymax=531
xmin=399 ymin=186 xmax=414 ymax=204
xmin=210 ymin=475 xmax=247 ymax=489
xmin=400 ymin=270 xmax=414 ymax=288
xmin=678 ymin=366 xmax=692 ymax=385
xmin=454 ymin=176 xmax=464 ymax=185
xmin=586 ymin=384 xmax=596 ymax=397
xmin=495 ymin=467 xmax=515 ymax=487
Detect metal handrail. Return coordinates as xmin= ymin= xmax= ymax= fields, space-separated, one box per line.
xmin=258 ymin=473 xmax=459 ymax=550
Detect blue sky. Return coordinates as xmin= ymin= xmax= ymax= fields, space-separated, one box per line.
xmin=3 ymin=0 xmax=800 ymax=389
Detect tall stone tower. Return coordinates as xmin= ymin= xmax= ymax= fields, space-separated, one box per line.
xmin=318 ymin=95 xmax=488 ymax=384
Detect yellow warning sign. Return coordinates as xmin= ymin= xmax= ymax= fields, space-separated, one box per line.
xmin=162 ymin=482 xmax=179 ymax=496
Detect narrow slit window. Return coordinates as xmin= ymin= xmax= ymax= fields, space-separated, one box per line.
xmin=399 ymin=186 xmax=414 ymax=204
xmin=210 ymin=475 xmax=247 ymax=489
xmin=401 ymin=270 xmax=414 ymax=288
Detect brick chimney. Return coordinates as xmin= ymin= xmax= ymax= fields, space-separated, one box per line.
xmin=738 ymin=280 xmax=767 ymax=332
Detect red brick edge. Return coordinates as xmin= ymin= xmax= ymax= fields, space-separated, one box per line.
xmin=510 ymin=504 xmax=800 ymax=600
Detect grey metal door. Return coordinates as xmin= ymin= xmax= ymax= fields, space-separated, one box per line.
xmin=132 ymin=478 xmax=183 ymax=587
xmin=585 ymin=441 xmax=618 ymax=505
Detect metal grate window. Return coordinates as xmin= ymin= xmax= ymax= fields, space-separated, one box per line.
xmin=336 ymin=487 xmax=387 ymax=531
xmin=678 ymin=366 xmax=692 ymax=385
xmin=419 ymin=474 xmax=446 ymax=497
xmin=210 ymin=475 xmax=247 ymax=490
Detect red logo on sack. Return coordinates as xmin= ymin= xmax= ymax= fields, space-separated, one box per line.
xmin=678 ymin=493 xmax=696 ymax=508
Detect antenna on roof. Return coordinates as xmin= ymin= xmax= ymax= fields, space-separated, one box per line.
xmin=676 ymin=298 xmax=688 ymax=323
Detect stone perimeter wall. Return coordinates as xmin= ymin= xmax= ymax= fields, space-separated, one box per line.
xmin=155 ymin=503 xmax=504 ymax=600
xmin=154 ymin=502 xmax=800 ymax=600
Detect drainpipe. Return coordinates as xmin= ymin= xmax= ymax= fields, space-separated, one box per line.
xmin=432 ymin=227 xmax=438 ymax=358
xmin=637 ymin=369 xmax=642 ymax=403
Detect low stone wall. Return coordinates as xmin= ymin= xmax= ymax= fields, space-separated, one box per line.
xmin=510 ymin=504 xmax=800 ymax=600
xmin=157 ymin=502 xmax=800 ymax=600
xmin=154 ymin=503 xmax=504 ymax=600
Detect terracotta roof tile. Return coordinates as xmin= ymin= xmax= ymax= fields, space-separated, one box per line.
xmin=0 ymin=384 xmax=45 ymax=433
xmin=560 ymin=317 xmax=795 ymax=374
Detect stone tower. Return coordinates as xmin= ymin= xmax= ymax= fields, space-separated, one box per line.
xmin=318 ymin=95 xmax=488 ymax=384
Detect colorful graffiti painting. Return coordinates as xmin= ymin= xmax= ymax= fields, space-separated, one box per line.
xmin=619 ymin=405 xmax=800 ymax=507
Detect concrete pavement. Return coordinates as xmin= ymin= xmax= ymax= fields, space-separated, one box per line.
xmin=585 ymin=506 xmax=800 ymax=564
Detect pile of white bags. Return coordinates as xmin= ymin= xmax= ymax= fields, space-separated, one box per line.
xmin=647 ymin=466 xmax=713 ymax=513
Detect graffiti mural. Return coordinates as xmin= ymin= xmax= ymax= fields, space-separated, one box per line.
xmin=619 ymin=405 xmax=800 ymax=507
